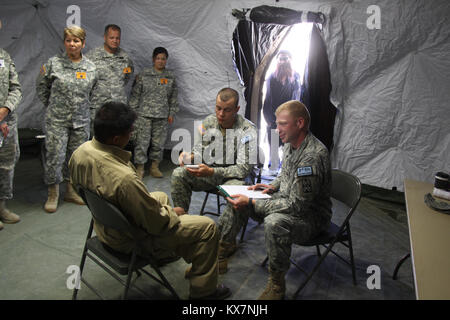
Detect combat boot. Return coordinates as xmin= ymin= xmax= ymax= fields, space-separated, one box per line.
xmin=149 ymin=161 xmax=163 ymax=178
xmin=44 ymin=184 xmax=59 ymax=213
xmin=257 ymin=268 xmax=286 ymax=300
xmin=136 ymin=164 xmax=145 ymax=179
xmin=0 ymin=200 xmax=21 ymax=224
xmin=64 ymin=183 xmax=85 ymax=205
xmin=218 ymin=240 xmax=237 ymax=274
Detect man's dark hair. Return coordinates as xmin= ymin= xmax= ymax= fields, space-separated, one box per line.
xmin=153 ymin=46 xmax=169 ymax=59
xmin=104 ymin=24 xmax=121 ymax=35
xmin=94 ymin=102 xmax=137 ymax=143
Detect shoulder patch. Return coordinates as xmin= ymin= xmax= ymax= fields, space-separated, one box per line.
xmin=40 ymin=65 xmax=46 ymax=75
xmin=297 ymin=166 xmax=313 ymax=177
xmin=198 ymin=124 xmax=206 ymax=135
xmin=240 ymin=135 xmax=252 ymax=144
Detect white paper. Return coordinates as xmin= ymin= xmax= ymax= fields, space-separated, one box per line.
xmin=219 ymin=185 xmax=272 ymax=199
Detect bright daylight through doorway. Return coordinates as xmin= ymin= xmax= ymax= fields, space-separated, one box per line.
xmin=260 ymin=23 xmax=313 ymax=171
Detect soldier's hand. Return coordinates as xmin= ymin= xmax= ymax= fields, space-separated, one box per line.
xmin=0 ymin=122 xmax=9 ymax=138
xmin=178 ymin=152 xmax=193 ymax=166
xmin=173 ymin=207 xmax=187 ymax=216
xmin=186 ymin=163 xmax=213 ymax=177
xmin=248 ymin=183 xmax=275 ymax=194
xmin=226 ymin=194 xmax=249 ymax=211
xmin=0 ymin=107 xmax=9 ymax=123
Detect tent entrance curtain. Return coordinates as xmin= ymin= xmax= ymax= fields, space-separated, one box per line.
xmin=231 ymin=5 xmax=336 ymax=151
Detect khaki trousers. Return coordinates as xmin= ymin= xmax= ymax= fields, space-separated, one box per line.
xmin=144 ymin=192 xmax=219 ymax=298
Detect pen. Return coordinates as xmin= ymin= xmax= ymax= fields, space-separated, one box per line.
xmin=217 ymin=186 xmax=235 ymax=200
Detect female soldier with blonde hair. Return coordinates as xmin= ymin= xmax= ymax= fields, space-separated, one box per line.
xmin=36 ymin=25 xmax=97 ymax=213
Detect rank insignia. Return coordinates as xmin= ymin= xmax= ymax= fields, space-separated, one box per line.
xmin=76 ymin=72 xmax=87 ymax=79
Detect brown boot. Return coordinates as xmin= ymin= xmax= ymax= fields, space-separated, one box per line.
xmin=136 ymin=164 xmax=145 ymax=179
xmin=44 ymin=184 xmax=59 ymax=213
xmin=218 ymin=240 xmax=237 ymax=274
xmin=0 ymin=200 xmax=21 ymax=224
xmin=64 ymin=183 xmax=85 ymax=205
xmin=149 ymin=161 xmax=163 ymax=178
xmin=257 ymin=268 xmax=286 ymax=300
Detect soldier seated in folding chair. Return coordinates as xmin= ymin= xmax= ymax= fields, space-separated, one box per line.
xmin=69 ymin=101 xmax=231 ymax=300
xmin=219 ymin=100 xmax=332 ymax=300
xmin=170 ymin=87 xmax=258 ymax=261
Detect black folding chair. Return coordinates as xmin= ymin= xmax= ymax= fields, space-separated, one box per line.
xmin=72 ymin=187 xmax=180 ymax=300
xmin=262 ymin=169 xmax=361 ymax=299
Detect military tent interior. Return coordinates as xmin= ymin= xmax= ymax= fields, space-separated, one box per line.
xmin=0 ymin=0 xmax=449 ymax=306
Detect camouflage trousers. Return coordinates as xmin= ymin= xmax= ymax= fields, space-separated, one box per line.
xmin=171 ymin=166 xmax=244 ymax=212
xmin=44 ymin=122 xmax=89 ymax=185
xmin=218 ymin=194 xmax=319 ymax=273
xmin=0 ymin=126 xmax=20 ymax=200
xmin=134 ymin=117 xmax=167 ymax=164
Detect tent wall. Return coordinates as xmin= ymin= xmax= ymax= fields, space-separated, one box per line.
xmin=0 ymin=0 xmax=449 ymax=190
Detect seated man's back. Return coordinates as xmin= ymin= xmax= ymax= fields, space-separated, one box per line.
xmin=69 ymin=101 xmax=231 ymax=300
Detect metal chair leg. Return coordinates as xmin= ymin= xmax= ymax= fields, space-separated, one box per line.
xmin=393 ymin=253 xmax=411 ymax=280
xmin=216 ymin=193 xmax=221 ymax=215
xmin=200 ymin=192 xmax=210 ymax=216
xmin=240 ymin=218 xmax=249 ymax=243
xmin=261 ymin=256 xmax=269 ymax=267
xmin=72 ymin=219 xmax=94 ymax=300
xmin=346 ymin=224 xmax=357 ymax=285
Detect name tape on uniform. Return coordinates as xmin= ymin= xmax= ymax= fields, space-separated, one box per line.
xmin=297 ymin=166 xmax=313 ymax=177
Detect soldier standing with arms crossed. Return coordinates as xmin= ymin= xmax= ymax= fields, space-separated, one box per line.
xmin=0 ymin=48 xmax=22 ymax=230
xmin=36 ymin=26 xmax=97 ymax=213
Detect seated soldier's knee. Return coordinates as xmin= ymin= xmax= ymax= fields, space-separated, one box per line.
xmin=264 ymin=214 xmax=288 ymax=235
xmin=171 ymin=166 xmax=187 ymax=181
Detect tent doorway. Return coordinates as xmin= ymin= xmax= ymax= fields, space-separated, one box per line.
xmin=231 ymin=6 xmax=337 ymax=161
xmin=259 ymin=23 xmax=313 ymax=170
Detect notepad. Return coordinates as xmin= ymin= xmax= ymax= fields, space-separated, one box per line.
xmin=217 ymin=185 xmax=272 ymax=199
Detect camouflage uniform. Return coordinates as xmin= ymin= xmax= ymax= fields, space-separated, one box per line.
xmin=129 ymin=67 xmax=178 ymax=164
xmin=85 ymin=46 xmax=133 ymax=134
xmin=171 ymin=114 xmax=258 ymax=212
xmin=0 ymin=49 xmax=22 ymax=200
xmin=36 ymin=53 xmax=97 ymax=185
xmin=218 ymin=132 xmax=332 ymax=273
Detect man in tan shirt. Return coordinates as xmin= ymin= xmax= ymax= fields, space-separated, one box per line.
xmin=69 ymin=101 xmax=230 ymax=300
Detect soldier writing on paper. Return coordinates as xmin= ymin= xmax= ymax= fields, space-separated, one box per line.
xmin=218 ymin=100 xmax=332 ymax=300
